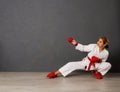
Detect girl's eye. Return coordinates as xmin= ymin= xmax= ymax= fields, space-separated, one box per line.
xmin=99 ymin=41 xmax=101 ymax=43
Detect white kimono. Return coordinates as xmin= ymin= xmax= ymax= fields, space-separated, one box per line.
xmin=59 ymin=43 xmax=111 ymax=77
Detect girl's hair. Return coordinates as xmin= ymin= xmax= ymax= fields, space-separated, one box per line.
xmin=99 ymin=37 xmax=109 ymax=49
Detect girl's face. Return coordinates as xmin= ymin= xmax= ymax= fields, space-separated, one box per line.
xmin=97 ymin=38 xmax=105 ymax=48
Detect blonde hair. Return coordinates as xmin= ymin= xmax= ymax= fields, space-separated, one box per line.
xmin=99 ymin=37 xmax=109 ymax=49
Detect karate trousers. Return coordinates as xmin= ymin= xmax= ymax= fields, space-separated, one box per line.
xmin=59 ymin=58 xmax=111 ymax=77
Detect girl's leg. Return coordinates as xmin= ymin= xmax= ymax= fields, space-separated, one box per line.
xmin=93 ymin=62 xmax=111 ymax=79
xmin=47 ymin=61 xmax=87 ymax=78
xmin=97 ymin=62 xmax=112 ymax=76
xmin=58 ymin=61 xmax=87 ymax=77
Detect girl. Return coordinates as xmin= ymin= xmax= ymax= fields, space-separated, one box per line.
xmin=47 ymin=37 xmax=111 ymax=79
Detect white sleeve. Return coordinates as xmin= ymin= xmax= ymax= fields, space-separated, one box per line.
xmin=102 ymin=51 xmax=109 ymax=62
xmin=75 ymin=43 xmax=96 ymax=52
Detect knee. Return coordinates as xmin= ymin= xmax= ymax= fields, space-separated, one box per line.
xmin=66 ymin=62 xmax=77 ymax=68
xmin=99 ymin=62 xmax=112 ymax=70
xmin=104 ymin=62 xmax=112 ymax=70
xmin=107 ymin=63 xmax=112 ymax=69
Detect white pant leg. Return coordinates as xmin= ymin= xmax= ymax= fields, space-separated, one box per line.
xmin=97 ymin=62 xmax=112 ymax=76
xmin=59 ymin=60 xmax=88 ymax=77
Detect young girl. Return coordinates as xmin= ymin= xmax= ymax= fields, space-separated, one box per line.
xmin=47 ymin=37 xmax=111 ymax=79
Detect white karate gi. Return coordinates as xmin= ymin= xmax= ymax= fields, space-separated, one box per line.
xmin=59 ymin=43 xmax=111 ymax=77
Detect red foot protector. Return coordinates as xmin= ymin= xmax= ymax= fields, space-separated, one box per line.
xmin=47 ymin=72 xmax=57 ymax=79
xmin=94 ymin=71 xmax=103 ymax=79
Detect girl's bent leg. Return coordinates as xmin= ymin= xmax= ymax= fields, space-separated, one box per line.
xmin=97 ymin=62 xmax=112 ymax=76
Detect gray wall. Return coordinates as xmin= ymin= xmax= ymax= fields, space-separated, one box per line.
xmin=0 ymin=0 xmax=119 ymax=72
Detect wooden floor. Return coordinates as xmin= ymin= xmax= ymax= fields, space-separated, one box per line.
xmin=0 ymin=72 xmax=119 ymax=92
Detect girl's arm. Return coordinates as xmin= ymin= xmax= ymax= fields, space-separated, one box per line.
xmin=101 ymin=51 xmax=109 ymax=62
xmin=75 ymin=43 xmax=96 ymax=52
xmin=67 ymin=37 xmax=96 ymax=52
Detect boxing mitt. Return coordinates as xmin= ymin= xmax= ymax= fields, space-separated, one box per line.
xmin=67 ymin=37 xmax=78 ymax=46
xmin=68 ymin=37 xmax=73 ymax=43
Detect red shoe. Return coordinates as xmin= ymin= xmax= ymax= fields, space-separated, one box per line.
xmin=47 ymin=72 xmax=57 ymax=79
xmin=93 ymin=71 xmax=103 ymax=79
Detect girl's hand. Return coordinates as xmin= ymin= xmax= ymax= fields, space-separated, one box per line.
xmin=72 ymin=40 xmax=78 ymax=46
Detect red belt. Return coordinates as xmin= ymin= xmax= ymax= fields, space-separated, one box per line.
xmin=87 ymin=56 xmax=101 ymax=71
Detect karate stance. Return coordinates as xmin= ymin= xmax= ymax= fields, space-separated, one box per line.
xmin=47 ymin=37 xmax=111 ymax=79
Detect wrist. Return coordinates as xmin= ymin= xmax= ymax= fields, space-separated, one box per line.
xmin=74 ymin=43 xmax=78 ymax=46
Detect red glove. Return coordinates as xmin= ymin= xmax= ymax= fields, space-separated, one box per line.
xmin=67 ymin=37 xmax=78 ymax=46
xmin=68 ymin=37 xmax=73 ymax=43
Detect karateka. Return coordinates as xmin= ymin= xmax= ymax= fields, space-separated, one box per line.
xmin=47 ymin=37 xmax=111 ymax=79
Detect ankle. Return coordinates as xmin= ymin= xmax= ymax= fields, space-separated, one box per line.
xmin=55 ymin=71 xmax=61 ymax=76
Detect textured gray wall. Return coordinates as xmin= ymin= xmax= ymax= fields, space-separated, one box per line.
xmin=0 ymin=0 xmax=119 ymax=72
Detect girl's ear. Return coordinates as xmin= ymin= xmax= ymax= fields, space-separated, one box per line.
xmin=104 ymin=42 xmax=108 ymax=48
xmin=104 ymin=43 xmax=108 ymax=47
xmin=104 ymin=43 xmax=107 ymax=46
